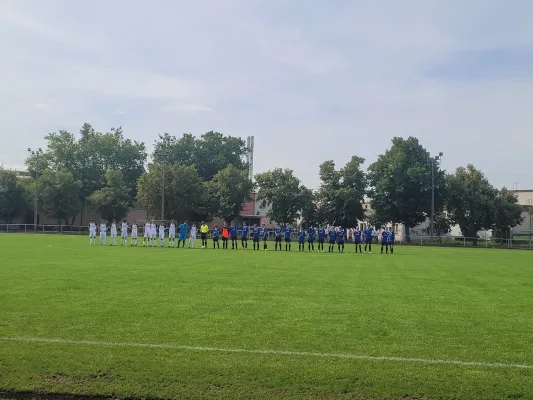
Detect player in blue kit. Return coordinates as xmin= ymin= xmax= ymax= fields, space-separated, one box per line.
xmin=354 ymin=228 xmax=363 ymax=253
xmin=298 ymin=228 xmax=306 ymax=251
xmin=337 ymin=227 xmax=345 ymax=252
xmin=317 ymin=226 xmax=325 ymax=252
xmin=380 ymin=229 xmax=388 ymax=254
xmin=178 ymin=221 xmax=189 ymax=248
xmin=274 ymin=224 xmax=282 ymax=251
xmin=212 ymin=225 xmax=220 ymax=249
xmin=364 ymin=225 xmax=373 ymax=253
xmin=328 ymin=229 xmax=337 ymax=252
xmin=307 ymin=227 xmax=316 ymax=252
xmin=252 ymin=224 xmax=261 ymax=250
xmin=241 ymin=222 xmax=249 ymax=250
xmin=230 ymin=222 xmax=238 ymax=250
xmin=387 ymin=227 xmax=395 ymax=254
xmin=261 ymin=224 xmax=269 ymax=250
xmin=284 ymin=225 xmax=292 ymax=251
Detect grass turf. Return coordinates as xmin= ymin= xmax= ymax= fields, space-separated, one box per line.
xmin=0 ymin=234 xmax=532 ymax=400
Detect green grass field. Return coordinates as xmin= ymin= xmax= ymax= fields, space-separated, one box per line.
xmin=1 ymin=235 xmax=532 ymax=400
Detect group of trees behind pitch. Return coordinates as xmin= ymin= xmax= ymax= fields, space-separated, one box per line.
xmin=0 ymin=123 xmax=525 ymax=240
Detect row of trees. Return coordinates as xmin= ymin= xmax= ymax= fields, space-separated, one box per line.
xmin=0 ymin=124 xmax=525 ymax=241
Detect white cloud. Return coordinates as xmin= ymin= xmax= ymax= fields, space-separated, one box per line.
xmin=0 ymin=0 xmax=532 ymax=190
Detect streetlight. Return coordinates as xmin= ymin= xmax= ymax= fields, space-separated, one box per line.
xmin=513 ymin=181 xmax=520 ymax=191
xmin=429 ymin=152 xmax=443 ymax=237
xmin=27 ymin=147 xmax=43 ymax=232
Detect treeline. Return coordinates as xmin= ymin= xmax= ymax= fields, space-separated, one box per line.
xmin=0 ymin=124 xmax=525 ymax=239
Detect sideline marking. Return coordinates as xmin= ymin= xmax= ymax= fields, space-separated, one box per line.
xmin=1 ymin=336 xmax=532 ymax=370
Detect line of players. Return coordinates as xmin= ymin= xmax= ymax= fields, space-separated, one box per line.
xmin=89 ymin=220 xmax=395 ymax=254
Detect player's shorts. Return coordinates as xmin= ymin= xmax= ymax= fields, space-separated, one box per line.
xmin=144 ymin=231 xmax=150 ymax=238
xmin=201 ymin=233 xmax=207 ymax=240
xmin=160 ymin=235 xmax=165 ymax=240
xmin=365 ymin=239 xmax=372 ymax=244
xmin=111 ymin=232 xmax=117 ymax=237
xmin=241 ymin=237 xmax=248 ymax=242
xmin=298 ymin=239 xmax=304 ymax=244
xmin=284 ymin=237 xmax=291 ymax=243
xmin=275 ymin=236 xmax=281 ymax=242
xmin=253 ymin=238 xmax=259 ymax=243
xmin=169 ymin=231 xmax=175 ymax=239
xmin=151 ymin=233 xmax=157 ymax=239
xmin=329 ymin=240 xmax=335 ymax=245
xmin=318 ymin=239 xmax=324 ymax=244
xmin=338 ymin=240 xmax=345 ymax=245
xmin=179 ymin=234 xmax=186 ymax=241
xmin=89 ymin=230 xmax=96 ymax=237
xmin=213 ymin=237 xmax=219 ymax=241
xmin=121 ymin=232 xmax=127 ymax=238
xmin=131 ymin=231 xmax=138 ymax=238
xmin=231 ymin=236 xmax=237 ymax=241
xmin=100 ymin=232 xmax=106 ymax=239
xmin=308 ymin=239 xmax=314 ymax=244
xmin=354 ymin=241 xmax=360 ymax=245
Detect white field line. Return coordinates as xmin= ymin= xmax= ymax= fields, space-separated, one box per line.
xmin=1 ymin=336 xmax=532 ymax=370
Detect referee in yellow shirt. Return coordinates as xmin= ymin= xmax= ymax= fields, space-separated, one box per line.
xmin=200 ymin=221 xmax=209 ymax=249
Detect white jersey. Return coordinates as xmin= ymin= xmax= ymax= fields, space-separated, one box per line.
xmin=110 ymin=223 xmax=117 ymax=235
xmin=131 ymin=224 xmax=138 ymax=238
xmin=100 ymin=224 xmax=107 ymax=233
xmin=144 ymin=223 xmax=151 ymax=237
xmin=121 ymin=223 xmax=128 ymax=237
xmin=190 ymin=226 xmax=197 ymax=238
xmin=159 ymin=225 xmax=165 ymax=239
xmin=169 ymin=223 xmax=176 ymax=237
xmin=151 ymin=223 xmax=157 ymax=237
xmin=89 ymin=223 xmax=96 ymax=235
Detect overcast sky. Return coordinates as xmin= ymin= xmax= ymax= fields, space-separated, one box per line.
xmin=1 ymin=0 xmax=532 ymax=190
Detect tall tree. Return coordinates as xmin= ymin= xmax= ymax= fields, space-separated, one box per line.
xmin=205 ymin=165 xmax=254 ymax=223
xmin=26 ymin=123 xmax=147 ymax=225
xmin=38 ymin=169 xmax=82 ymax=225
xmin=90 ymin=170 xmax=132 ymax=222
xmin=317 ymin=156 xmax=366 ymax=228
xmin=492 ymin=188 xmax=524 ymax=240
xmin=153 ymin=131 xmax=247 ymax=181
xmin=446 ymin=164 xmax=498 ymax=242
xmin=299 ymin=188 xmax=324 ymax=228
xmin=255 ymin=168 xmax=307 ymax=225
xmin=137 ymin=164 xmax=206 ymax=222
xmin=367 ymin=137 xmax=445 ymax=240
xmin=0 ymin=168 xmax=28 ymax=223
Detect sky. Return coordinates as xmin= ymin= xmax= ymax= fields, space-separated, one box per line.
xmin=1 ymin=0 xmax=532 ymax=190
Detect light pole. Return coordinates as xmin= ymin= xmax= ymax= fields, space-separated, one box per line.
xmin=513 ymin=181 xmax=520 ymax=191
xmin=28 ymin=147 xmax=43 ymax=231
xmin=429 ymin=152 xmax=443 ymax=237
xmin=528 ymin=199 xmax=532 ymax=249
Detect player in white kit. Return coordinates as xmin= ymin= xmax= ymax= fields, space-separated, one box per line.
xmin=121 ymin=220 xmax=128 ymax=246
xmin=188 ymin=223 xmax=197 ymax=248
xmin=143 ymin=221 xmax=151 ymax=246
xmin=150 ymin=220 xmax=157 ymax=246
xmin=110 ymin=220 xmax=118 ymax=246
xmin=169 ymin=220 xmax=176 ymax=247
xmin=89 ymin=219 xmax=96 ymax=245
xmin=159 ymin=222 xmax=165 ymax=247
xmin=99 ymin=220 xmax=107 ymax=245
xmin=131 ymin=221 xmax=138 ymax=246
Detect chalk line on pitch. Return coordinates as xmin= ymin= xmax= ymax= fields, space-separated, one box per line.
xmin=0 ymin=336 xmax=531 ymax=370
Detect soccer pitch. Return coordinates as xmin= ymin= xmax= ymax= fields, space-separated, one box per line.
xmin=1 ymin=235 xmax=532 ymax=400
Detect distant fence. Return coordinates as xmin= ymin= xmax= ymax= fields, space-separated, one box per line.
xmin=401 ymin=235 xmax=533 ymax=250
xmin=1 ymin=224 xmax=532 ymax=250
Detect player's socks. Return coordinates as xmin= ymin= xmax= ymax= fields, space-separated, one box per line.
xmin=390 ymin=247 xmax=394 ymax=254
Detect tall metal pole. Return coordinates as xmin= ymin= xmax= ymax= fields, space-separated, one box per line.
xmin=161 ymin=161 xmax=165 ymax=221
xmin=28 ymin=148 xmax=42 ymax=231
xmin=430 ymin=158 xmax=435 ymax=237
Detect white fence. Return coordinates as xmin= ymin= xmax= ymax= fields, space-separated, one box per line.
xmin=1 ymin=224 xmax=532 ymax=250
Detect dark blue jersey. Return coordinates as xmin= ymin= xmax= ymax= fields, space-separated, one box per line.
xmin=230 ymin=226 xmax=237 ymax=239
xmin=284 ymin=227 xmax=292 ymax=239
xmin=337 ymin=230 xmax=345 ymax=242
xmin=381 ymin=232 xmax=388 ymax=244
xmin=354 ymin=231 xmax=362 ymax=243
xmin=328 ymin=230 xmax=337 ymax=242
xmin=212 ymin=227 xmax=219 ymax=238
xmin=274 ymin=227 xmax=282 ymax=238
xmin=262 ymin=228 xmax=269 ymax=240
xmin=241 ymin=226 xmax=249 ymax=238
xmin=253 ymin=228 xmax=260 ymax=240
xmin=364 ymin=228 xmax=373 ymax=241
xmin=387 ymin=231 xmax=395 ymax=243
xmin=317 ymin=228 xmax=325 ymax=241
xmin=298 ymin=230 xmax=306 ymax=242
xmin=307 ymin=228 xmax=315 ymax=241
